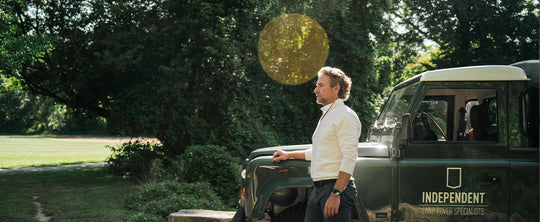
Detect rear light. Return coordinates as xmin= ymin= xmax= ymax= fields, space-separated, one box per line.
xmin=242 ymin=188 xmax=245 ymax=196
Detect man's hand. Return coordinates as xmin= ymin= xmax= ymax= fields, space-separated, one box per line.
xmin=272 ymin=150 xmax=289 ymax=163
xmin=324 ymin=194 xmax=340 ymax=218
xmin=272 ymin=150 xmax=306 ymax=163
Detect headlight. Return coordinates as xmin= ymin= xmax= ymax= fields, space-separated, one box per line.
xmin=241 ymin=169 xmax=246 ymax=179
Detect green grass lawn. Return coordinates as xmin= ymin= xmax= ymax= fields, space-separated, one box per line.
xmin=0 ymin=135 xmax=121 ymax=169
xmin=0 ymin=167 xmax=137 ymax=222
xmin=0 ymin=136 xmax=153 ymax=221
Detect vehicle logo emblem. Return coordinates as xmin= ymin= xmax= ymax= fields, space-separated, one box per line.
xmin=446 ymin=167 xmax=462 ymax=189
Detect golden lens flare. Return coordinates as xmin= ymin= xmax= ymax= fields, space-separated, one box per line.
xmin=258 ymin=14 xmax=329 ymax=85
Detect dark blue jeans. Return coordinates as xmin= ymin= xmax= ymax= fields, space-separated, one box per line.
xmin=305 ymin=180 xmax=357 ymax=222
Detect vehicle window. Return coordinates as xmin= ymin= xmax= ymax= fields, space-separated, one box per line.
xmin=520 ymin=87 xmax=539 ymax=146
xmin=413 ymin=96 xmax=451 ymax=141
xmin=374 ymin=83 xmax=419 ymax=129
xmin=413 ymin=88 xmax=497 ymax=142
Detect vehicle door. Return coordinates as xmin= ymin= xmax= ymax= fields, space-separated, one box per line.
xmin=396 ymin=82 xmax=509 ymax=221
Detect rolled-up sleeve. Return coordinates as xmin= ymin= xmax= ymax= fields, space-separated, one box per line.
xmin=337 ymin=112 xmax=361 ymax=175
xmin=309 ymin=99 xmax=362 ymax=181
xmin=304 ymin=148 xmax=312 ymax=161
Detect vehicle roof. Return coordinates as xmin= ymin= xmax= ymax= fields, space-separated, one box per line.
xmin=392 ymin=64 xmax=530 ymax=90
xmin=420 ymin=65 xmax=529 ymax=82
xmin=510 ymin=60 xmax=539 ymax=89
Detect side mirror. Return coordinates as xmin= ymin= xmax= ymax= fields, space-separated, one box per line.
xmin=394 ymin=113 xmax=413 ymax=160
xmin=400 ymin=113 xmax=413 ymax=146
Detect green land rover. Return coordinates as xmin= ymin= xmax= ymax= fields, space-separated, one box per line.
xmin=233 ymin=61 xmax=539 ymax=222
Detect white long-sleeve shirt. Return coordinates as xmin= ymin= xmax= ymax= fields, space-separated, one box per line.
xmin=304 ymin=99 xmax=361 ymax=181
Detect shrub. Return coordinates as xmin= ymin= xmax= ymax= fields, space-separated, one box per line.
xmin=126 ymin=181 xmax=227 ymax=220
xmin=181 ymin=145 xmax=241 ymax=207
xmin=106 ymin=141 xmax=165 ymax=178
xmin=127 ymin=212 xmax=163 ymax=222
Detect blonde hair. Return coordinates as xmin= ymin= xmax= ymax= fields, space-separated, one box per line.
xmin=317 ymin=67 xmax=352 ymax=101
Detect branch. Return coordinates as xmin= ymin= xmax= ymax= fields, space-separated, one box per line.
xmin=19 ymin=66 xmax=110 ymax=118
xmin=391 ymin=11 xmax=431 ymax=39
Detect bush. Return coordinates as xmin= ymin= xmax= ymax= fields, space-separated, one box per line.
xmin=126 ymin=181 xmax=227 ymax=221
xmin=106 ymin=141 xmax=165 ymax=178
xmin=127 ymin=212 xmax=163 ymax=222
xmin=108 ymin=143 xmax=242 ymax=218
xmin=181 ymin=145 xmax=241 ymax=207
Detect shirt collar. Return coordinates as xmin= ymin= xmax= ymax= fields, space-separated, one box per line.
xmin=320 ymin=99 xmax=343 ymax=114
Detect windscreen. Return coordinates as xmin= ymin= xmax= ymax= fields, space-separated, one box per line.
xmin=369 ymin=83 xmax=419 ymax=145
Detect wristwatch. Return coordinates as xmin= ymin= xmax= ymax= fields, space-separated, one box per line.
xmin=332 ymin=189 xmax=342 ymax=196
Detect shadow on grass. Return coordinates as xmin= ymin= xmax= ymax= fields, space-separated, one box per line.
xmin=0 ymin=162 xmax=107 ymax=174
xmin=0 ymin=168 xmax=138 ymax=222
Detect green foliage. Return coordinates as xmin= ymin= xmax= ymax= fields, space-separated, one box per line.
xmin=0 ymin=1 xmax=56 ymax=77
xmin=126 ymin=181 xmax=228 ymax=221
xmin=399 ymin=0 xmax=539 ymax=68
xmin=181 ymin=145 xmax=241 ymax=207
xmin=109 ymin=144 xmax=240 ymax=219
xmin=316 ymin=1 xmax=395 ymax=137
xmin=1 ymin=0 xmax=400 ymax=154
xmin=107 ymin=141 xmax=165 ymax=178
xmin=106 ymin=143 xmax=241 ymax=207
xmin=127 ymin=213 xmax=164 ymax=222
xmin=0 ymin=75 xmax=105 ymax=134
xmin=2 ymin=0 xmax=536 ymax=180
xmin=0 ymin=76 xmax=60 ymax=133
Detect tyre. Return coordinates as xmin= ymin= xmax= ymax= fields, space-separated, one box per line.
xmin=272 ymin=203 xmax=306 ymax=222
xmin=232 ymin=207 xmax=245 ymax=222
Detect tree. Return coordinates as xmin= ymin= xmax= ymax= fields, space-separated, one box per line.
xmin=234 ymin=0 xmax=397 ymax=143
xmin=0 ymin=1 xmax=56 ymax=79
xmin=1 ymin=0 xmax=398 ymax=157
xmin=1 ymin=1 xmax=104 ymax=134
xmin=397 ymin=0 xmax=539 ymax=68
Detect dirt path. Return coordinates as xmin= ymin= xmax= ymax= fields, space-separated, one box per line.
xmin=0 ymin=161 xmax=110 ymax=221
xmin=0 ymin=137 xmax=147 ymax=221
xmin=33 ymin=196 xmax=52 ymax=222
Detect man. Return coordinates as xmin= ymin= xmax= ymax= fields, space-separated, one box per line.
xmin=272 ymin=67 xmax=361 ymax=222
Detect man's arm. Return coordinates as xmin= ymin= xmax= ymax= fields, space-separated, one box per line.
xmin=324 ymin=171 xmax=351 ymax=218
xmin=325 ymin=111 xmax=361 ymax=218
xmin=333 ymin=171 xmax=352 ymax=193
xmin=272 ymin=150 xmax=306 ymax=162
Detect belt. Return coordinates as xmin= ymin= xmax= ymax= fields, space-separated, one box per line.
xmin=313 ymin=179 xmax=336 ymax=187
